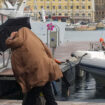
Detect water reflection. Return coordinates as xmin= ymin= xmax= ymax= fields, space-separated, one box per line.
xmin=57 ymin=74 xmax=105 ymax=101
xmin=95 ymin=86 xmax=105 ymax=99
xmin=69 ymin=75 xmax=96 ymax=101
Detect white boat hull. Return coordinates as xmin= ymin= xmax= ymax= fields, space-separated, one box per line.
xmin=72 ymin=50 xmax=105 ymax=87
xmin=80 ymin=62 xmax=105 ymax=87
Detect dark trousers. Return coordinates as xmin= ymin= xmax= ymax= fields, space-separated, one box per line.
xmin=22 ymin=82 xmax=58 ymax=105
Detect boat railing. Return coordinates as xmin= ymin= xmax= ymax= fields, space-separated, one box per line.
xmin=89 ymin=42 xmax=103 ymax=51
xmin=0 ymin=49 xmax=11 ymax=72
xmin=0 ymin=15 xmax=11 ymax=72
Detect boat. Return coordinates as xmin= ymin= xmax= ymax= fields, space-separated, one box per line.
xmin=71 ymin=50 xmax=105 ymax=87
xmin=96 ymin=22 xmax=105 ymax=30
xmin=75 ymin=25 xmax=96 ymax=31
xmin=74 ymin=22 xmax=96 ymax=31
xmin=65 ymin=23 xmax=75 ymax=31
xmin=65 ymin=21 xmax=96 ymax=31
xmin=0 ymin=0 xmax=27 ymax=17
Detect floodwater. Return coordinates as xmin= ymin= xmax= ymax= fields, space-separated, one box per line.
xmin=32 ymin=22 xmax=105 ymax=100
xmin=56 ymin=74 xmax=105 ymax=101
xmin=1 ymin=21 xmax=105 ymax=100
xmin=69 ymin=75 xmax=105 ymax=101
xmin=63 ymin=30 xmax=105 ymax=100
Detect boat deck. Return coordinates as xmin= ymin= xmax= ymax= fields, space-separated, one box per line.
xmin=0 ymin=68 xmax=13 ymax=76
xmin=0 ymin=68 xmax=15 ymax=81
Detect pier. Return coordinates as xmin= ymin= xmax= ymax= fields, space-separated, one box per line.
xmin=0 ymin=41 xmax=102 ymax=99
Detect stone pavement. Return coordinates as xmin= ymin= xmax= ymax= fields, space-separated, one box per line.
xmin=54 ymin=41 xmax=91 ymax=61
xmin=0 ymin=100 xmax=105 ymax=105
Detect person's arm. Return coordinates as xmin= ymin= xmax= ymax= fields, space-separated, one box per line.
xmin=35 ymin=36 xmax=53 ymax=58
xmin=8 ymin=32 xmax=17 ymax=40
xmin=43 ymin=43 xmax=53 ymax=58
xmin=5 ymin=28 xmax=25 ymax=49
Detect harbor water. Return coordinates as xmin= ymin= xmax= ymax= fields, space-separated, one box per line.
xmin=68 ymin=75 xmax=105 ymax=101
xmin=64 ymin=30 xmax=105 ymax=42
xmin=62 ymin=30 xmax=105 ymax=100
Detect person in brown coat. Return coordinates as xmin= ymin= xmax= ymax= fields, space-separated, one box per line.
xmin=6 ymin=27 xmax=63 ymax=105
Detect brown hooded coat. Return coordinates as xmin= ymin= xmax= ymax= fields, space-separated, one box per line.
xmin=6 ymin=27 xmax=63 ymax=93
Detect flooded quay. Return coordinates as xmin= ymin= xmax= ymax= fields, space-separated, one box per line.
xmin=55 ymin=74 xmax=105 ymax=101
xmin=0 ymin=0 xmax=105 ymax=104
xmin=0 ymin=22 xmax=105 ymax=104
xmin=54 ymin=30 xmax=105 ymax=101
xmin=66 ymin=75 xmax=105 ymax=100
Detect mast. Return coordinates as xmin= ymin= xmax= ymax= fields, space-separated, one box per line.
xmin=34 ymin=0 xmax=37 ymax=20
xmin=92 ymin=0 xmax=95 ymax=22
xmin=41 ymin=8 xmax=46 ymax=22
xmin=72 ymin=0 xmax=74 ymax=23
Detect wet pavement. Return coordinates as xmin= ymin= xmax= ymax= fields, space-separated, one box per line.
xmin=69 ymin=76 xmax=96 ymax=100
xmin=0 ymin=99 xmax=105 ymax=105
xmin=0 ymin=42 xmax=105 ymax=103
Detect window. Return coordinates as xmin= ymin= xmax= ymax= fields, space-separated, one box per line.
xmin=102 ymin=12 xmax=104 ymax=15
xmin=71 ymin=6 xmax=73 ymax=9
xmin=47 ymin=6 xmax=49 ymax=9
xmin=65 ymin=13 xmax=68 ymax=16
xmin=82 ymin=13 xmax=85 ymax=16
xmin=75 ymin=13 xmax=79 ymax=16
xmin=65 ymin=6 xmax=67 ymax=9
xmin=76 ymin=6 xmax=79 ymax=9
xmin=58 ymin=5 xmax=61 ymax=9
xmin=53 ymin=6 xmax=55 ymax=9
xmin=82 ymin=6 xmax=85 ymax=9
xmin=88 ymin=6 xmax=91 ymax=9
xmin=59 ymin=13 xmax=62 ymax=16
xmin=41 ymin=6 xmax=43 ymax=8
xmin=71 ymin=13 xmax=73 ymax=16
xmin=53 ymin=13 xmax=55 ymax=16
xmin=88 ymin=13 xmax=91 ymax=16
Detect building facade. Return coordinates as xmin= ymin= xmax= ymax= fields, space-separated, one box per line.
xmin=26 ymin=0 xmax=95 ymax=22
xmin=26 ymin=0 xmax=35 ymax=11
xmin=0 ymin=0 xmax=95 ymax=22
xmin=0 ymin=0 xmax=3 ymax=8
xmin=95 ymin=0 xmax=105 ymax=22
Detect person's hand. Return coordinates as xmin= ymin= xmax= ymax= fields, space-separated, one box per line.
xmin=8 ymin=32 xmax=18 ymax=40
